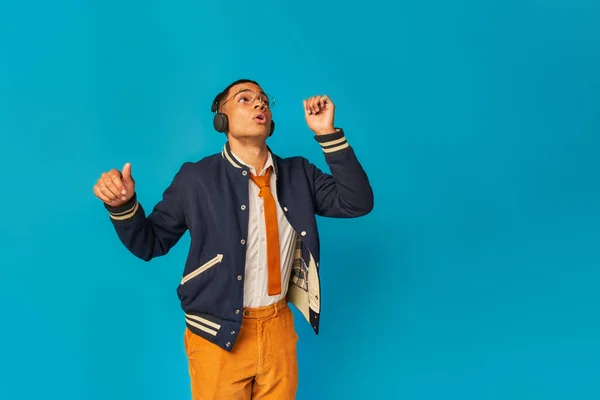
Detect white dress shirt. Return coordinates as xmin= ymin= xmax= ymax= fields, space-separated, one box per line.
xmin=231 ymin=150 xmax=298 ymax=308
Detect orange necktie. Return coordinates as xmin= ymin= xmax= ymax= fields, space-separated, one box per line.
xmin=249 ymin=167 xmax=282 ymax=296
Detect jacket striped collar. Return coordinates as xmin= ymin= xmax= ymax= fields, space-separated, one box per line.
xmin=221 ymin=141 xmax=279 ymax=176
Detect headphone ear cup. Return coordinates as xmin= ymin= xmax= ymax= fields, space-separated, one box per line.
xmin=213 ymin=113 xmax=273 ymax=136
xmin=213 ymin=113 xmax=228 ymax=133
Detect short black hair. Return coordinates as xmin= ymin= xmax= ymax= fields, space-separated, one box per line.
xmin=211 ymin=79 xmax=260 ymax=113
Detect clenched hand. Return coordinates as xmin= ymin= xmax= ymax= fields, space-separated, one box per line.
xmin=93 ymin=162 xmax=136 ymax=207
xmin=303 ymin=95 xmax=336 ymax=135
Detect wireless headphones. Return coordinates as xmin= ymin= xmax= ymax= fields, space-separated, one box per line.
xmin=211 ymin=100 xmax=275 ymax=136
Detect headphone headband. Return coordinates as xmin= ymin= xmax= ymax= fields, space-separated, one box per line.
xmin=211 ymin=99 xmax=219 ymax=114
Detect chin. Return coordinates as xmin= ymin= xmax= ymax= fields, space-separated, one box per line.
xmin=230 ymin=129 xmax=269 ymax=141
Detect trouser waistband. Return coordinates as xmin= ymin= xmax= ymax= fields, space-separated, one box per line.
xmin=242 ymin=298 xmax=288 ymax=319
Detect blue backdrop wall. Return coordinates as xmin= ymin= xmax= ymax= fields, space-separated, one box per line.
xmin=1 ymin=0 xmax=599 ymax=399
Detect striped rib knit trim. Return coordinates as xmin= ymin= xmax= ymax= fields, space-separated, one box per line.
xmin=109 ymin=201 xmax=139 ymax=220
xmin=221 ymin=142 xmax=279 ymax=175
xmin=104 ymin=193 xmax=140 ymax=221
xmin=314 ymin=128 xmax=350 ymax=155
xmin=185 ymin=313 xmax=222 ymax=336
xmin=221 ymin=142 xmax=243 ymax=169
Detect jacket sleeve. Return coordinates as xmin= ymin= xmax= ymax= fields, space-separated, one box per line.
xmin=307 ymin=128 xmax=374 ymax=218
xmin=103 ymin=163 xmax=189 ymax=261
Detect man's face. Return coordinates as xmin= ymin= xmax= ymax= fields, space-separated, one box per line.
xmin=221 ymin=82 xmax=273 ymax=140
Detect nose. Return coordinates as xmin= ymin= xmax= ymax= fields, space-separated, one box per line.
xmin=253 ymin=101 xmax=266 ymax=111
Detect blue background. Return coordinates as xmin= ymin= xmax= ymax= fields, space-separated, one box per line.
xmin=1 ymin=0 xmax=599 ymax=399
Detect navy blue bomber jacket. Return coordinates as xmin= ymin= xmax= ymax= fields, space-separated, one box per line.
xmin=104 ymin=129 xmax=374 ymax=351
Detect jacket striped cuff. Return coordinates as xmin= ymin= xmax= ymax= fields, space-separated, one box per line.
xmin=314 ymin=128 xmax=350 ymax=155
xmin=104 ymin=193 xmax=140 ymax=221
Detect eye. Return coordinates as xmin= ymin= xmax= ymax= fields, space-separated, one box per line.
xmin=237 ymin=94 xmax=251 ymax=103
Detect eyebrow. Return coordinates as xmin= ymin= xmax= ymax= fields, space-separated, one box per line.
xmin=236 ymin=88 xmax=267 ymax=96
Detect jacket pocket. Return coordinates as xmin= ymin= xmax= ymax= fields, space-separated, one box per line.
xmin=181 ymin=254 xmax=223 ymax=285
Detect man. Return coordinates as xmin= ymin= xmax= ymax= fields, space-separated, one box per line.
xmin=93 ymin=79 xmax=374 ymax=399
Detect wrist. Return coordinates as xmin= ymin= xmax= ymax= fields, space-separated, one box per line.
xmin=313 ymin=126 xmax=337 ymax=136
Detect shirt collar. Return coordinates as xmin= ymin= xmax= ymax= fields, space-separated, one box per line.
xmin=230 ymin=149 xmax=275 ymax=177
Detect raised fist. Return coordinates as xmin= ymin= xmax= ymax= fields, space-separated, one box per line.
xmin=303 ymin=95 xmax=336 ymax=135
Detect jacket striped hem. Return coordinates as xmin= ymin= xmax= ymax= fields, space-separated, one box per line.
xmin=184 ymin=313 xmax=222 ymax=336
xmin=183 ymin=310 xmax=241 ymax=351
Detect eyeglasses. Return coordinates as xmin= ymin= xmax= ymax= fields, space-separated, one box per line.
xmin=221 ymin=89 xmax=276 ymax=110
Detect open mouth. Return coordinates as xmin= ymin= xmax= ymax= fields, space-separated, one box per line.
xmin=253 ymin=113 xmax=266 ymax=123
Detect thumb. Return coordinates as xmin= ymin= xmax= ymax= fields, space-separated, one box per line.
xmin=122 ymin=162 xmax=133 ymax=183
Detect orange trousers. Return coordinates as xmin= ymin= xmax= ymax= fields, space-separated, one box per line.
xmin=184 ymin=299 xmax=299 ymax=399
